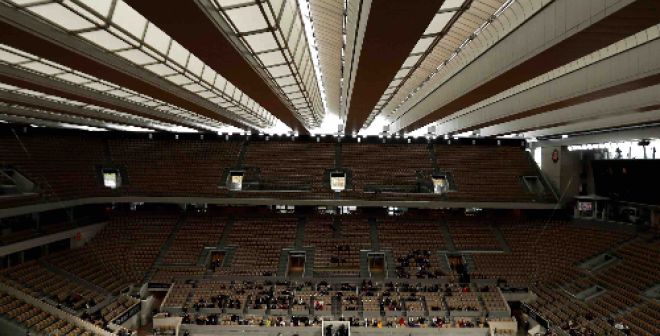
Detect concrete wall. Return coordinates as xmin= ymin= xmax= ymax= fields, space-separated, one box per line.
xmin=182 ymin=325 xmax=489 ymax=336
xmin=540 ymin=146 xmax=581 ymax=203
xmin=140 ymin=296 xmax=156 ymax=329
xmin=0 ymin=222 xmax=105 ymax=257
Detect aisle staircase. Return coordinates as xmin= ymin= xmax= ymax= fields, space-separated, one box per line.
xmin=359 ymin=251 xmax=370 ymax=278
xmin=369 ymin=218 xmax=379 ymax=251
xmin=142 ymin=211 xmax=188 ymax=283
xmin=39 ymin=259 xmax=110 ymax=296
xmin=331 ymin=216 xmax=341 ymax=239
xmin=436 ymin=252 xmax=452 ymax=275
xmin=439 ymin=220 xmax=456 ymax=252
xmin=277 ymin=249 xmax=289 ymax=276
xmin=383 ymin=250 xmax=396 ymax=278
xmin=462 ymin=254 xmax=475 ymax=273
xmin=490 ymin=225 xmax=511 ymax=253
xmin=236 ymin=140 xmax=249 ymax=168
xmin=197 ymin=218 xmax=236 ymax=276
xmin=294 ymin=217 xmax=306 ymax=249
xmin=427 ymin=143 xmax=439 ymax=170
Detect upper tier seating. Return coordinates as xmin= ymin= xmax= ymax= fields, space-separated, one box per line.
xmin=0 ymin=133 xmax=108 ymax=206
xmin=435 ymin=145 xmax=553 ymax=203
xmin=341 ymin=143 xmax=432 ymax=194
xmin=0 ymin=134 xmax=554 ymax=207
xmin=108 ymin=138 xmax=241 ymax=197
xmin=242 ymin=142 xmax=335 ymax=193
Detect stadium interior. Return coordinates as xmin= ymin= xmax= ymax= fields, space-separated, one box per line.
xmin=0 ymin=0 xmax=659 ymax=336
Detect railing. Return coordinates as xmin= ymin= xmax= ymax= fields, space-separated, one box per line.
xmin=0 ymin=282 xmax=115 ymax=336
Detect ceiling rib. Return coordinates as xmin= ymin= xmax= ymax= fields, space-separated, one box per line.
xmin=436 ymin=28 xmax=660 ymax=135
xmin=0 ymin=103 xmax=151 ymax=132
xmin=363 ymin=0 xmax=481 ymax=128
xmin=344 ymin=0 xmax=444 ymax=133
xmin=308 ymin=0 xmax=343 ymax=117
xmin=124 ymin=0 xmax=308 ymax=133
xmin=0 ymin=63 xmax=213 ymax=131
xmin=399 ymin=0 xmax=660 ymax=132
xmin=0 ymin=89 xmax=185 ymax=132
xmin=0 ymin=3 xmax=254 ymax=130
xmin=470 ymin=73 xmax=660 ymax=133
xmin=480 ymin=85 xmax=660 ymax=137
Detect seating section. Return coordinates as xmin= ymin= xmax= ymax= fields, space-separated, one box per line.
xmin=0 ymin=229 xmax=41 ymax=245
xmin=304 ymin=215 xmax=371 ymax=276
xmin=108 ymin=138 xmax=240 ymax=197
xmin=342 ymin=143 xmax=432 ymax=192
xmin=45 ymin=211 xmax=178 ymax=290
xmin=447 ymin=216 xmax=500 ymax=250
xmin=151 ymin=266 xmax=206 ymax=283
xmin=444 ymin=284 xmax=480 ymax=312
xmin=100 ymin=295 xmax=139 ymax=324
xmin=0 ymin=291 xmax=95 ymax=336
xmin=163 ymin=214 xmax=225 ymax=265
xmin=619 ymin=300 xmax=660 ymax=336
xmin=215 ymin=216 xmax=296 ymax=276
xmin=435 ymin=145 xmax=553 ymax=202
xmin=470 ymin=220 xmax=630 ymax=286
xmin=0 ymin=133 xmax=108 ymax=206
xmin=0 ymin=261 xmax=105 ymax=311
xmin=0 ymin=209 xmax=656 ymax=334
xmin=479 ymin=287 xmax=508 ymax=314
xmin=162 ymin=282 xmax=192 ymax=308
xmin=242 ymin=142 xmax=335 ymax=193
xmin=0 ymin=134 xmax=554 ymax=205
xmin=378 ymin=214 xmax=447 ymax=278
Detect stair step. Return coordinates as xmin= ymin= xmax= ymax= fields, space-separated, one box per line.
xmin=305 ymin=249 xmax=315 ymax=277
xmin=439 ymin=220 xmax=456 ymax=252
xmin=383 ymin=250 xmax=396 ymax=279
xmin=39 ymin=259 xmax=110 ymax=296
xmin=217 ymin=217 xmax=235 ymax=248
xmin=359 ymin=250 xmax=370 ymax=278
xmin=369 ymin=218 xmax=379 ymax=251
xmin=428 ymin=143 xmax=439 ymax=171
xmin=222 ymin=247 xmax=236 ymax=267
xmin=332 ymin=216 xmax=341 ymax=239
xmin=142 ymin=211 xmax=188 ymax=283
xmin=436 ymin=252 xmax=452 ymax=274
xmin=490 ymin=225 xmax=511 ymax=253
xmin=277 ymin=249 xmax=290 ymax=277
xmin=294 ymin=217 xmax=306 ymax=249
xmin=236 ymin=141 xmax=249 ymax=168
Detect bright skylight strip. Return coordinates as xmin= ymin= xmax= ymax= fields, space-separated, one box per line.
xmin=0 ymin=102 xmax=156 ymax=132
xmin=207 ymin=0 xmax=326 ymax=128
xmin=0 ymin=43 xmax=229 ymax=132
xmin=387 ymin=0 xmax=517 ymax=120
xmin=360 ymin=2 xmax=467 ymax=129
xmin=297 ymin=0 xmax=328 ymax=117
xmin=364 ymin=0 xmax=516 ymax=132
xmin=0 ymin=84 xmax=197 ymax=132
xmin=5 ymin=0 xmax=278 ymax=129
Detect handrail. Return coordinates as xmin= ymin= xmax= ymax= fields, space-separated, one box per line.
xmin=0 ymin=282 xmax=115 ymax=336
